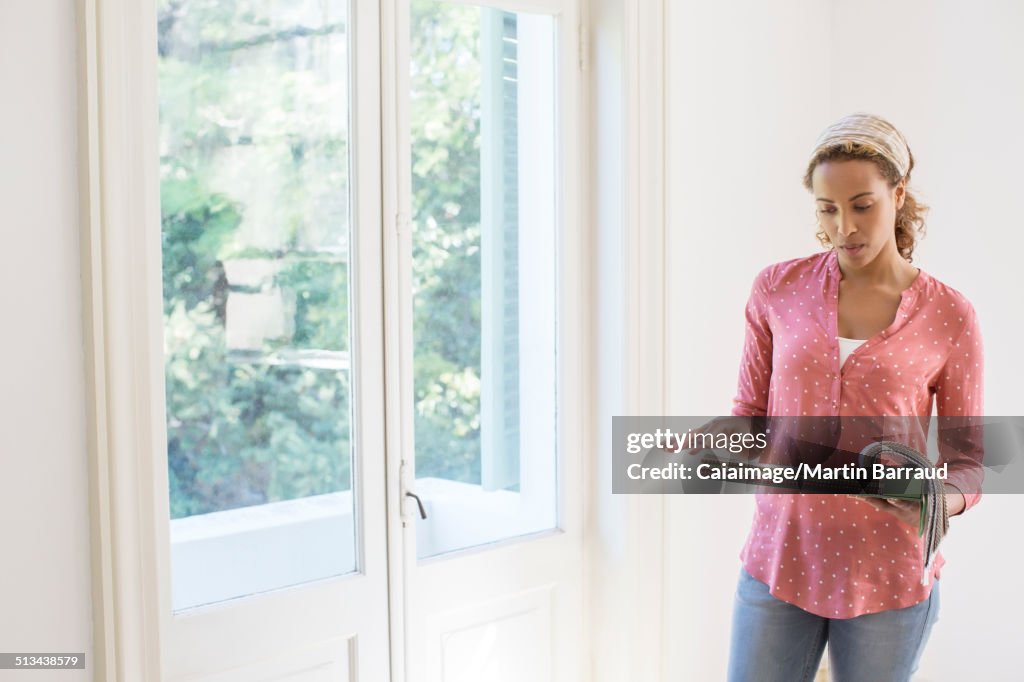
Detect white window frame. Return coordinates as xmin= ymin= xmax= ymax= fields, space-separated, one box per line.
xmin=79 ymin=0 xmax=167 ymax=677
xmin=381 ymin=0 xmax=588 ymax=680
xmin=80 ymin=0 xmax=595 ymax=678
xmin=79 ymin=0 xmax=390 ymax=677
xmin=581 ymin=0 xmax=670 ymax=680
xmin=397 ymin=7 xmax=560 ymax=558
xmin=382 ymin=0 xmax=589 ymax=536
xmin=382 ymin=0 xmax=586 ymax=554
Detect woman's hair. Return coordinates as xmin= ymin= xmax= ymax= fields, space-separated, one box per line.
xmin=802 ymin=137 xmax=929 ymax=263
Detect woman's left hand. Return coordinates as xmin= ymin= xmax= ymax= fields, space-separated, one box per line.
xmin=847 ymin=484 xmax=967 ymax=528
xmin=850 ymin=495 xmax=921 ymax=528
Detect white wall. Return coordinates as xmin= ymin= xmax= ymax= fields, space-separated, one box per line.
xmin=662 ymin=1 xmax=832 ymax=679
xmin=0 ymin=0 xmax=93 ymax=680
xmin=664 ymin=0 xmax=1023 ymax=679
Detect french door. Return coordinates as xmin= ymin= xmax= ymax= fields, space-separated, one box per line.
xmin=151 ymin=0 xmax=392 ymax=678
xmin=383 ymin=0 xmax=584 ymax=680
xmin=84 ymin=0 xmax=582 ymax=679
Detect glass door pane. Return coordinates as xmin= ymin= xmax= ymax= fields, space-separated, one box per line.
xmin=409 ymin=0 xmax=558 ymax=559
xmin=158 ymin=0 xmax=357 ymax=610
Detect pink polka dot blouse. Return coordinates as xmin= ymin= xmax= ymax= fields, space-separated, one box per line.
xmin=732 ymin=250 xmax=984 ymax=618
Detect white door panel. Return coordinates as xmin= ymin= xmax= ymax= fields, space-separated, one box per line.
xmin=152 ymin=0 xmax=392 ymax=678
xmin=385 ymin=1 xmax=585 ymax=679
xmin=427 ymin=586 xmax=553 ymax=682
xmin=173 ymin=637 xmax=353 ymax=682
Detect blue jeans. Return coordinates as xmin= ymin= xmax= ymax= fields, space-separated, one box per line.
xmin=727 ymin=567 xmax=940 ymax=682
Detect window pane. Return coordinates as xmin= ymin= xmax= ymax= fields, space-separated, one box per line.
xmin=158 ymin=0 xmax=356 ymax=610
xmin=410 ymin=1 xmax=557 ymax=559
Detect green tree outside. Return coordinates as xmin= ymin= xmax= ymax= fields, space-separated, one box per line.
xmin=159 ymin=0 xmax=485 ymax=518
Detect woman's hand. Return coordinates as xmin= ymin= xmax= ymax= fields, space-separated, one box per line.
xmin=850 ymin=495 xmax=922 ymax=528
xmin=847 ymin=484 xmax=967 ymax=528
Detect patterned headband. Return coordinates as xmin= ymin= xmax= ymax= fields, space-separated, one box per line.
xmin=809 ymin=112 xmax=911 ymax=178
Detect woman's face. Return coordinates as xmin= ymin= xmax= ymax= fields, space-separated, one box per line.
xmin=811 ymin=159 xmax=905 ymax=270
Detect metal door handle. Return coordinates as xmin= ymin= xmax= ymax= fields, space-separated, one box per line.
xmin=405 ymin=491 xmax=427 ymax=520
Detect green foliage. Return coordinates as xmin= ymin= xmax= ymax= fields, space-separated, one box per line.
xmin=161 ymin=173 xmax=353 ymax=519
xmin=160 ymin=0 xmax=485 ymax=519
xmin=160 ymin=164 xmax=237 ymax=319
xmin=273 ymin=258 xmax=349 ymax=351
xmin=410 ymin=0 xmax=483 ymax=483
xmin=160 ymin=0 xmax=355 ymax=518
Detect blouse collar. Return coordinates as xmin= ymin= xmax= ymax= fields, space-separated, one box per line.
xmin=825 ymin=248 xmax=927 ymax=299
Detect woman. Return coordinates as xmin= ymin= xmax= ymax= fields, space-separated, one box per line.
xmin=725 ymin=113 xmax=984 ymax=682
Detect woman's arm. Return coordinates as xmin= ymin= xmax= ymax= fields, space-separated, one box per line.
xmin=933 ymin=302 xmax=985 ymax=516
xmin=731 ymin=268 xmax=774 ymax=417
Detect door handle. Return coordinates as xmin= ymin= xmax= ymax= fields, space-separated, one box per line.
xmin=405 ymin=491 xmax=428 ymax=520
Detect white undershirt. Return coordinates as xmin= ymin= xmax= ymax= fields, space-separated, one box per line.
xmin=838 ymin=336 xmax=867 ymax=366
